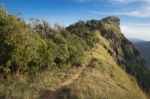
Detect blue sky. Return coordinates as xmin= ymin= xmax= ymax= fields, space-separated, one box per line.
xmin=1 ymin=0 xmax=150 ymax=40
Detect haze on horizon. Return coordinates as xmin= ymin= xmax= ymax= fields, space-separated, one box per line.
xmin=1 ymin=0 xmax=150 ymax=41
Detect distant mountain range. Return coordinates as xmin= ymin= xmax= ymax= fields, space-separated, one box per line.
xmin=129 ymin=38 xmax=150 ymax=67
xmin=129 ymin=38 xmax=146 ymax=43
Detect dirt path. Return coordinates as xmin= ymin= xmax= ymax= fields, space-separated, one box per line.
xmin=39 ymin=48 xmax=97 ymax=99
xmin=39 ymin=65 xmax=87 ymax=99
xmin=55 ymin=65 xmax=86 ymax=91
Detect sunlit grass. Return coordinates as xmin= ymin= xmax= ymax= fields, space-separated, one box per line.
xmin=0 ymin=31 xmax=147 ymax=99
xmin=59 ymin=32 xmax=147 ymax=99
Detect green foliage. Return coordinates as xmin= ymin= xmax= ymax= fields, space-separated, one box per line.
xmin=67 ymin=20 xmax=99 ymax=48
xmin=0 ymin=8 xmax=41 ymax=72
xmin=100 ymin=21 xmax=111 ymax=30
xmin=83 ymin=32 xmax=98 ymax=48
xmin=66 ymin=34 xmax=88 ymax=64
xmin=0 ymin=8 xmax=95 ymax=73
xmin=1 ymin=7 xmax=150 ymax=98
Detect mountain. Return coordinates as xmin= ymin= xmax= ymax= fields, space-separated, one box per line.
xmin=63 ymin=16 xmax=150 ymax=99
xmin=0 ymin=8 xmax=150 ymax=99
xmin=128 ymin=38 xmax=146 ymax=44
xmin=129 ymin=38 xmax=150 ymax=67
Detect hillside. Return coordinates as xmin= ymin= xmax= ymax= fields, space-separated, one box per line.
xmin=0 ymin=8 xmax=150 ymax=99
xmin=51 ymin=32 xmax=147 ymax=99
xmin=128 ymin=38 xmax=145 ymax=43
xmin=129 ymin=39 xmax=150 ymax=67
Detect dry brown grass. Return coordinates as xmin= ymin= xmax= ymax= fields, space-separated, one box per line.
xmin=58 ymin=32 xmax=147 ymax=99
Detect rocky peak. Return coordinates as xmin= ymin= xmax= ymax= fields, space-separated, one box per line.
xmin=102 ymin=16 xmax=120 ymax=25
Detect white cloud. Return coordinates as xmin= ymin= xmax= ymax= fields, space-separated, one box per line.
xmin=126 ymin=7 xmax=150 ymax=18
xmin=89 ymin=6 xmax=150 ymax=18
xmin=134 ymin=23 xmax=150 ymax=26
xmin=88 ymin=11 xmax=121 ymax=15
xmin=108 ymin=0 xmax=136 ymax=4
xmin=73 ymin=0 xmax=150 ymax=40
xmin=142 ymin=0 xmax=150 ymax=3
xmin=74 ymin=0 xmax=150 ymax=4
xmin=121 ymin=25 xmax=150 ymax=41
xmin=109 ymin=0 xmax=150 ymax=4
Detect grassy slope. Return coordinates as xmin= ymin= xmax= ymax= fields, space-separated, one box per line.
xmin=0 ymin=65 xmax=84 ymax=98
xmin=0 ymin=31 xmax=147 ymax=99
xmin=58 ymin=31 xmax=147 ymax=99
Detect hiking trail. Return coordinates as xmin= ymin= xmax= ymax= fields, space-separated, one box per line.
xmin=39 ymin=65 xmax=87 ymax=99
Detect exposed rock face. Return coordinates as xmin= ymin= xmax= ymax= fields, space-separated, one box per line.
xmin=100 ymin=16 xmax=150 ymax=92
xmin=100 ymin=16 xmax=145 ymax=67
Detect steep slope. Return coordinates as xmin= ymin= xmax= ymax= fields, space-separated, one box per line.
xmin=39 ymin=32 xmax=147 ymax=99
xmin=67 ymin=16 xmax=150 ymax=94
xmin=100 ymin=17 xmax=150 ymax=93
xmin=55 ymin=31 xmax=147 ymax=99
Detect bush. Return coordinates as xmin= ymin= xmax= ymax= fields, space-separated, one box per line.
xmin=0 ymin=8 xmax=49 ymax=72
xmin=0 ymin=8 xmax=98 ymax=73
